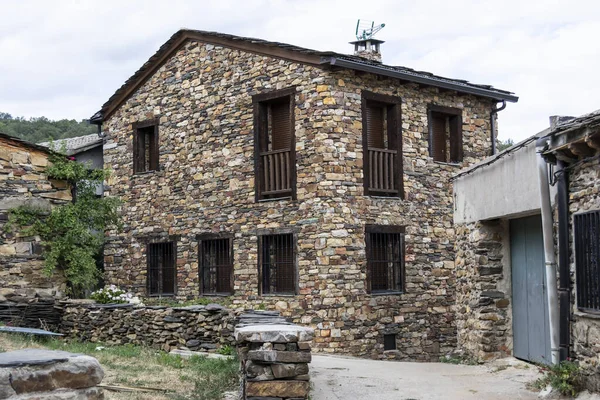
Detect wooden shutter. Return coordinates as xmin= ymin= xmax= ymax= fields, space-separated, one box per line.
xmin=270 ymin=100 xmax=291 ymax=151
xmin=449 ymin=114 xmax=463 ymax=162
xmin=134 ymin=130 xmax=146 ymax=173
xmin=431 ymin=113 xmax=447 ymax=162
xmin=366 ymin=105 xmax=384 ymax=149
xmin=149 ymin=125 xmax=159 ymax=171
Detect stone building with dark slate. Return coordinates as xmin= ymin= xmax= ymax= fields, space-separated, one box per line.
xmin=91 ymin=29 xmax=518 ymax=359
xmin=454 ymin=111 xmax=600 ymax=390
xmin=0 ymin=133 xmax=72 ymax=300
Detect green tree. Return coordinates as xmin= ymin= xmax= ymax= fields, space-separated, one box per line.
xmin=7 ymin=151 xmax=121 ymax=297
xmin=497 ymin=138 xmax=514 ymax=152
xmin=0 ymin=112 xmax=96 ymax=143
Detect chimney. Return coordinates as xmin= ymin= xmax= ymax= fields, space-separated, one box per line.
xmin=350 ymin=38 xmax=384 ymax=63
xmin=549 ymin=115 xmax=576 ymax=130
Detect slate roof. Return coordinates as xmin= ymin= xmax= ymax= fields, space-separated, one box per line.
xmin=547 ymin=109 xmax=600 ymax=136
xmin=39 ymin=134 xmax=103 ymax=156
xmin=91 ymin=29 xmax=518 ymax=122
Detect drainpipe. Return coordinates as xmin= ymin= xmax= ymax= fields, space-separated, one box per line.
xmin=490 ymin=100 xmax=507 ymax=155
xmin=536 ymin=137 xmax=560 ymax=365
xmin=556 ymin=160 xmax=570 ymax=361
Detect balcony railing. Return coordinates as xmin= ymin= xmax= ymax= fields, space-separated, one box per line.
xmin=260 ymin=149 xmax=292 ymax=197
xmin=368 ymin=147 xmax=397 ymax=194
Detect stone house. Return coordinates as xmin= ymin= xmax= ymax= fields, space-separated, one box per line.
xmin=90 ymin=29 xmax=517 ymax=359
xmin=0 ymin=133 xmax=72 ymax=300
xmin=454 ymin=111 xmax=600 ymax=389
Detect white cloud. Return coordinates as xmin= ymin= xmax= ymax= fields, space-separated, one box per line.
xmin=1 ymin=0 xmax=599 ymax=141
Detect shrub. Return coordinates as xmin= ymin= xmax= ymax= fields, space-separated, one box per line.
xmin=533 ymin=360 xmax=583 ymax=397
xmin=90 ymin=285 xmax=142 ymax=305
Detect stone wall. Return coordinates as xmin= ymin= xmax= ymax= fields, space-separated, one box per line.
xmin=455 ymin=219 xmax=512 ymax=361
xmin=0 ymin=135 xmax=71 ymax=298
xmin=235 ymin=312 xmax=314 ymax=400
xmin=0 ymin=349 xmax=103 ymax=399
xmin=568 ymin=159 xmax=600 ymax=391
xmin=102 ymin=40 xmax=496 ymax=359
xmin=59 ymin=302 xmax=236 ymax=352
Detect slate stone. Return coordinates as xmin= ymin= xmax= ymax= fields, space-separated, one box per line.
xmin=247 ymin=350 xmax=311 ymax=363
xmin=246 ymin=381 xmax=310 ymax=398
xmin=235 ymin=324 xmax=314 ymax=344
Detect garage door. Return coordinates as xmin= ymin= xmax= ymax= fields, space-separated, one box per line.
xmin=510 ymin=215 xmax=551 ymax=364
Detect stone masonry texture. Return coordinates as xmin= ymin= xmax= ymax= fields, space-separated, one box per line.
xmin=455 ymin=220 xmax=511 ymax=361
xmin=0 ymin=136 xmax=71 ymax=300
xmin=102 ymin=39 xmax=496 ymax=359
xmin=568 ymin=159 xmax=600 ymax=391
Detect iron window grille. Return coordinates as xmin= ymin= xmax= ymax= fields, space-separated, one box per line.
xmin=133 ymin=119 xmax=159 ymax=173
xmin=365 ymin=225 xmax=405 ymax=294
xmin=259 ymin=233 xmax=296 ymax=295
xmin=253 ymin=87 xmax=297 ymax=201
xmin=427 ymin=104 xmax=463 ymax=163
xmin=574 ymin=210 xmax=600 ymax=313
xmin=361 ymin=91 xmax=404 ymax=198
xmin=147 ymin=241 xmax=176 ymax=296
xmin=199 ymin=237 xmax=233 ymax=295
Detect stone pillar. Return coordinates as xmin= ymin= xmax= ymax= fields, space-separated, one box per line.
xmin=235 ymin=312 xmax=314 ymax=400
xmin=0 ymin=349 xmax=104 ymax=399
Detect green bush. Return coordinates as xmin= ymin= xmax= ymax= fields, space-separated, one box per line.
xmin=533 ymin=360 xmax=583 ymax=397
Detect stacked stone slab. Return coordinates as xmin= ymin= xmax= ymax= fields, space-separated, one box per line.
xmin=235 ymin=312 xmax=314 ymax=400
xmin=0 ymin=349 xmax=104 ymax=399
xmin=60 ymin=301 xmax=235 ymax=352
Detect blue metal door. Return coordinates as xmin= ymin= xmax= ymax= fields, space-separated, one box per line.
xmin=510 ymin=215 xmax=551 ymax=364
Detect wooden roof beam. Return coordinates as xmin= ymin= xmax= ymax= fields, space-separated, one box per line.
xmin=568 ymin=142 xmax=595 ymax=158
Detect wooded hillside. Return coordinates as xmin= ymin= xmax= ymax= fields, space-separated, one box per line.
xmin=0 ymin=112 xmax=96 ymax=143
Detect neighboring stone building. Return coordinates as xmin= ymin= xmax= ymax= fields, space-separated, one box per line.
xmin=90 ymin=29 xmax=517 ymax=359
xmin=0 ymin=133 xmax=71 ymax=299
xmin=454 ymin=110 xmax=600 ymax=390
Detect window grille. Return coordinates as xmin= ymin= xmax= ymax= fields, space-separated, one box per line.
xmin=260 ymin=233 xmax=296 ymax=295
xmin=147 ymin=242 xmax=176 ymax=295
xmin=200 ymin=238 xmax=233 ymax=295
xmin=366 ymin=226 xmax=405 ymax=293
xmin=574 ymin=210 xmax=600 ymax=313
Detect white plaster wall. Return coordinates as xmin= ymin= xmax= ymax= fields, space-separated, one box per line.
xmin=454 ymin=140 xmax=541 ymax=224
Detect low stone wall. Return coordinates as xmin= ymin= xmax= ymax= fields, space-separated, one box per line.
xmin=59 ymin=302 xmax=236 ymax=352
xmin=455 ymin=220 xmax=512 ymax=361
xmin=0 ymin=289 xmax=62 ymax=330
xmin=236 ymin=312 xmax=314 ymax=400
xmin=0 ymin=349 xmax=103 ymax=399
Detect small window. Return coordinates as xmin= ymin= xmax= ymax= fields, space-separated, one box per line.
xmin=362 ymin=91 xmax=403 ymax=198
xmin=253 ymin=88 xmax=296 ymax=201
xmin=574 ymin=211 xmax=600 ymax=313
xmin=365 ymin=225 xmax=405 ymax=293
xmin=384 ymin=333 xmax=397 ymax=351
xmin=199 ymin=237 xmax=233 ymax=295
xmin=259 ymin=233 xmax=296 ymax=295
xmin=147 ymin=241 xmax=176 ymax=296
xmin=427 ymin=105 xmax=463 ymax=163
xmin=133 ymin=120 xmax=159 ymax=173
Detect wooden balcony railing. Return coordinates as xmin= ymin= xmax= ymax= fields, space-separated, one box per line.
xmin=368 ymin=147 xmax=397 ymax=194
xmin=260 ymin=149 xmax=292 ymax=196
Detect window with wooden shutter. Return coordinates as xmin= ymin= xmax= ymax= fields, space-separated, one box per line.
xmin=362 ymin=91 xmax=403 ymax=198
xmin=427 ymin=105 xmax=463 ymax=163
xmin=365 ymin=225 xmax=405 ymax=294
xmin=147 ymin=241 xmax=176 ymax=296
xmin=199 ymin=235 xmax=233 ymax=295
xmin=259 ymin=233 xmax=296 ymax=295
xmin=133 ymin=120 xmax=159 ymax=173
xmin=253 ymin=88 xmax=296 ymax=201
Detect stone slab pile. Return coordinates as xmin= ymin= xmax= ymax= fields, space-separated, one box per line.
xmin=60 ymin=302 xmax=235 ymax=352
xmin=0 ymin=349 xmax=104 ymax=399
xmin=235 ymin=312 xmax=314 ymax=400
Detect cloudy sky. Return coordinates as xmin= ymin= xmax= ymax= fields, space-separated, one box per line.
xmin=1 ymin=0 xmax=599 ymax=141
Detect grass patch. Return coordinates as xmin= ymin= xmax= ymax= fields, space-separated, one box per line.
xmin=0 ymin=333 xmax=239 ymax=400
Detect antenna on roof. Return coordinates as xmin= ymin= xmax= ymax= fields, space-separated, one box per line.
xmin=355 ymin=19 xmax=385 ymax=40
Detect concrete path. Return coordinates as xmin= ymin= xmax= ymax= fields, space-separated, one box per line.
xmin=310 ymin=355 xmax=541 ymax=400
